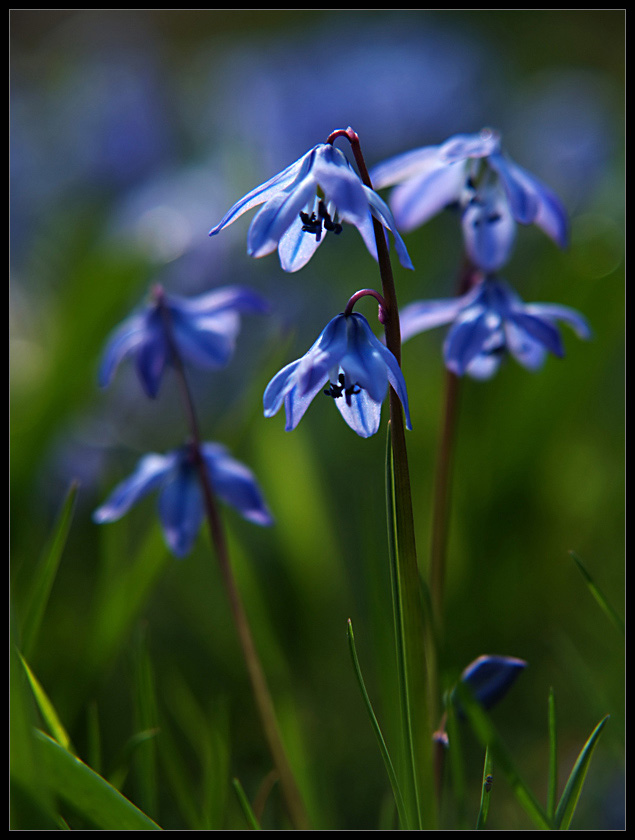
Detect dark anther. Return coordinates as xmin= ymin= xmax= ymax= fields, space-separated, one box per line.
xmin=300 ymin=201 xmax=342 ymax=240
xmin=323 ymin=373 xmax=360 ymax=405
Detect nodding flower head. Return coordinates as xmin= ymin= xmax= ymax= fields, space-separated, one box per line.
xmin=263 ymin=311 xmax=411 ymax=438
xmin=98 ymin=285 xmax=269 ymax=398
xmin=209 ymin=142 xmax=413 ymax=273
xmin=399 ymin=275 xmax=591 ymax=380
xmin=370 ymin=128 xmax=569 ymax=272
xmin=93 ymin=442 xmax=273 ymax=557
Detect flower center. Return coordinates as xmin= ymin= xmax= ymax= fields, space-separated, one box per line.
xmin=300 ymin=200 xmax=343 ymax=241
xmin=323 ymin=372 xmax=361 ymax=406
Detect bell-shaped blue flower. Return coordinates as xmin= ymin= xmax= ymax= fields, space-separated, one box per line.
xmin=98 ymin=285 xmax=269 ymax=398
xmin=93 ymin=442 xmax=273 ymax=557
xmin=209 ymin=143 xmax=413 ymax=273
xmin=263 ymin=311 xmax=411 ymax=438
xmin=370 ymin=128 xmax=568 ymax=271
xmin=454 ymin=654 xmax=527 ymax=717
xmin=399 ymin=276 xmax=591 ymax=380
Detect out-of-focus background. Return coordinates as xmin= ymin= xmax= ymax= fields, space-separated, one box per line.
xmin=10 ymin=10 xmax=624 ymax=830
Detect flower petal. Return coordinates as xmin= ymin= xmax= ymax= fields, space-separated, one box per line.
xmin=400 ymin=296 xmax=473 ymax=342
xmin=203 ymin=443 xmax=273 ymax=526
xmin=93 ymin=452 xmax=176 ymax=523
xmin=364 ymin=187 xmax=414 ymax=270
xmin=208 ymin=147 xmax=316 ymax=236
xmin=158 ymin=459 xmax=204 ymax=557
xmin=461 ymin=187 xmax=517 ymax=272
xmin=98 ymin=313 xmax=148 ymax=388
xmin=388 ymin=161 xmax=467 ymax=232
xmin=334 ymin=385 xmax=382 ymax=438
xmin=457 ymin=654 xmax=527 ymax=711
xmin=247 ymin=176 xmax=317 ymax=259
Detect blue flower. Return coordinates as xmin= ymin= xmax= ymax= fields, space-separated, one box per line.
xmin=209 ymin=143 xmax=413 ymax=273
xmin=370 ymin=128 xmax=569 ymax=271
xmin=263 ymin=312 xmax=411 ymax=438
xmin=98 ymin=285 xmax=269 ymax=398
xmin=455 ymin=654 xmax=527 ymax=712
xmin=93 ymin=442 xmax=273 ymax=557
xmin=399 ymin=276 xmax=591 ymax=379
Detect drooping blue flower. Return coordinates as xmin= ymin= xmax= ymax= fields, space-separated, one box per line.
xmin=209 ymin=143 xmax=414 ymax=273
xmin=98 ymin=285 xmax=269 ymax=398
xmin=370 ymin=128 xmax=569 ymax=271
xmin=399 ymin=276 xmax=591 ymax=380
xmin=457 ymin=654 xmax=527 ymax=711
xmin=93 ymin=442 xmax=273 ymax=557
xmin=263 ymin=311 xmax=411 ymax=438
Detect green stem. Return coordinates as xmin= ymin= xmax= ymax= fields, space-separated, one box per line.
xmin=156 ymin=290 xmax=310 ymax=831
xmin=338 ymin=129 xmax=436 ymax=829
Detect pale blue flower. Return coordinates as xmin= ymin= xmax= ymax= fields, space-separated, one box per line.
xmin=209 ymin=143 xmax=413 ymax=272
xmin=98 ymin=285 xmax=269 ymax=398
xmin=370 ymin=128 xmax=569 ymax=271
xmin=263 ymin=312 xmax=411 ymax=438
xmin=400 ymin=276 xmax=591 ymax=379
xmin=93 ymin=442 xmax=273 ymax=557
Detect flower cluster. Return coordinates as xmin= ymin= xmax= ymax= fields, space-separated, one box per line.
xmin=94 ymin=284 xmax=272 ymax=556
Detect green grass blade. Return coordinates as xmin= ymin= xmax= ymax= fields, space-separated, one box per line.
xmin=476 ymin=745 xmax=493 ymax=830
xmin=547 ymin=688 xmax=558 ymax=820
xmin=553 ymin=715 xmax=610 ymax=830
xmin=20 ymin=481 xmax=79 ymax=658
xmin=19 ymin=652 xmax=72 ymax=751
xmin=454 ymin=682 xmax=552 ymax=830
xmin=232 ymin=778 xmax=262 ymax=829
xmin=569 ymin=551 xmax=624 ymax=635
xmin=34 ymin=730 xmax=162 ymax=829
xmin=347 ymin=618 xmax=408 ymax=830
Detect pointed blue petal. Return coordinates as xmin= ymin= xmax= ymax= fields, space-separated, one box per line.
xmin=508 ymin=311 xmax=565 ymax=358
xmin=312 ymin=144 xmax=369 ymax=224
xmin=334 ymin=386 xmax=382 ymax=438
xmin=388 ymin=160 xmax=467 ymax=232
xmin=524 ymin=302 xmax=592 ymax=340
xmin=370 ymin=145 xmax=441 ymax=190
xmin=134 ymin=314 xmax=170 ymax=398
xmin=443 ymin=307 xmax=501 ymax=376
xmin=438 ymin=129 xmax=501 ymax=162
xmin=158 ymin=459 xmax=204 ymax=557
xmin=247 ymin=176 xmax=317 ymax=259
xmin=171 ymin=308 xmax=239 ymax=369
xmin=93 ymin=452 xmax=175 ymax=523
xmin=203 ymin=444 xmax=273 ymax=526
xmin=208 ymin=147 xmax=317 ymax=236
xmin=504 ymin=321 xmax=549 ymax=371
xmin=278 ymin=211 xmax=323 ymax=272
xmin=461 ymin=188 xmax=517 ymax=272
xmin=171 ymin=286 xmax=269 ymax=317
xmin=400 ymin=295 xmax=472 ymax=342
xmin=97 ymin=313 xmax=148 ymax=388
xmin=458 ymin=654 xmax=527 ymax=711
xmin=364 ymin=187 xmax=414 ymax=270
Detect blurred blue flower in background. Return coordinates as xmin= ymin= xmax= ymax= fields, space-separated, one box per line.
xmin=263 ymin=311 xmax=411 ymax=438
xmin=370 ymin=128 xmax=569 ymax=270
xmin=93 ymin=441 xmax=273 ymax=557
xmin=209 ymin=142 xmax=413 ymax=272
xmin=98 ymin=285 xmax=269 ymax=398
xmin=455 ymin=654 xmax=527 ymax=712
xmin=400 ymin=275 xmax=591 ymax=379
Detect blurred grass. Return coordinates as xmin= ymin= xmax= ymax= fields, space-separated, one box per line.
xmin=11 ymin=9 xmax=624 ymax=830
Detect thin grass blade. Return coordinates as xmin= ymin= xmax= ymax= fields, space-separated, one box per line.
xmin=476 ymin=744 xmax=493 ymax=829
xmin=19 ymin=652 xmax=72 ymax=751
xmin=547 ymin=687 xmax=558 ymax=820
xmin=553 ymin=714 xmax=610 ymax=830
xmin=347 ymin=618 xmax=408 ymax=829
xmin=20 ymin=482 xmax=78 ymax=658
xmin=232 ymin=778 xmax=262 ymax=830
xmin=570 ymin=551 xmax=624 ymax=635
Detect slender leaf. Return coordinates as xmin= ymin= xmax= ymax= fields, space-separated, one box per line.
xmin=34 ymin=730 xmax=162 ymax=829
xmin=547 ymin=688 xmax=558 ymax=820
xmin=19 ymin=652 xmax=72 ymax=751
xmin=20 ymin=482 xmax=79 ymax=658
xmin=232 ymin=778 xmax=262 ymax=830
xmin=570 ymin=551 xmax=624 ymax=635
xmin=476 ymin=745 xmax=493 ymax=830
xmin=554 ymin=715 xmax=610 ymax=830
xmin=347 ymin=618 xmax=408 ymax=830
xmin=454 ymin=681 xmax=552 ymax=830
